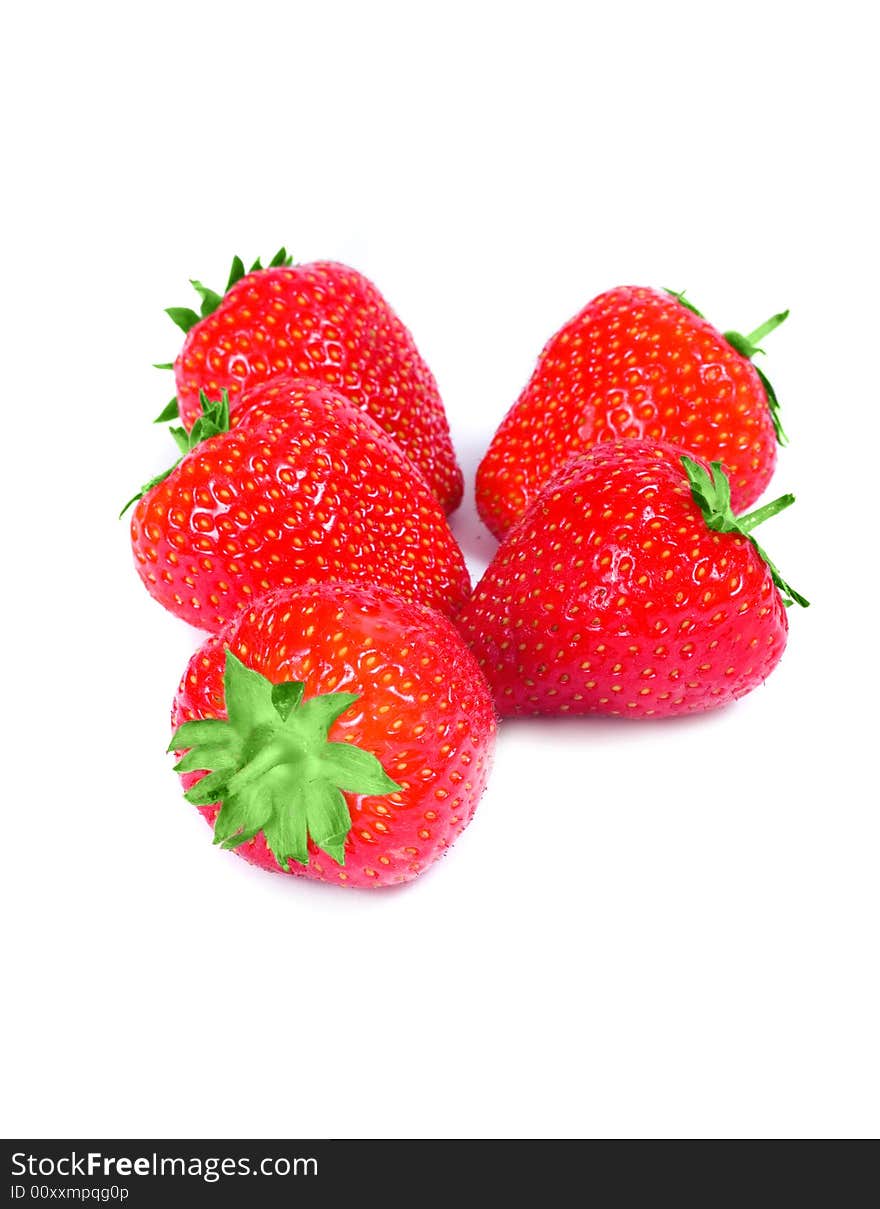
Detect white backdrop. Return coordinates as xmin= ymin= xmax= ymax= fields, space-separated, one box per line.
xmin=2 ymin=0 xmax=877 ymax=1138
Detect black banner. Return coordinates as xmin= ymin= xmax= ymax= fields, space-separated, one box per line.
xmin=1 ymin=1138 xmax=875 ymax=1206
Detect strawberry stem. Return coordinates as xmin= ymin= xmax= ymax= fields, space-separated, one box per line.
xmin=744 ymin=310 xmax=789 ymax=348
xmin=665 ymin=290 xmax=790 ymax=446
xmin=736 ymin=493 xmax=794 ymax=534
xmin=723 ymin=310 xmax=790 ymax=446
xmin=681 ymin=456 xmax=809 ymax=608
xmin=170 ymin=650 xmax=402 ymax=869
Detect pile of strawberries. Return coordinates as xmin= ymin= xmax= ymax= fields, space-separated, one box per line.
xmin=127 ymin=251 xmax=807 ymax=889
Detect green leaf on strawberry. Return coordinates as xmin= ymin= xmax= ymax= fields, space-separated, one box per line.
xmin=153 ymin=397 xmax=179 ymax=423
xmin=663 ymin=287 xmax=705 ymax=318
xmin=723 ymin=310 xmax=790 ymax=445
xmin=158 ymin=248 xmax=296 ymax=367
xmin=662 ymin=290 xmax=790 ymax=445
xmin=190 ymin=278 xmax=225 ymax=318
xmin=681 ymin=456 xmax=809 ymax=609
xmin=165 ymin=306 xmax=201 ymax=334
xmin=170 ymin=650 xmax=402 ymax=870
xmin=120 ymin=391 xmax=231 ymax=517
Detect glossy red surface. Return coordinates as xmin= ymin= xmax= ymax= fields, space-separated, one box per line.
xmin=460 ymin=440 xmax=789 ymax=718
xmin=131 ymin=378 xmax=470 ymax=632
xmin=476 ymin=286 xmax=779 ymax=537
xmin=172 ymin=583 xmax=497 ymax=887
xmin=175 ymin=261 xmax=463 ymax=512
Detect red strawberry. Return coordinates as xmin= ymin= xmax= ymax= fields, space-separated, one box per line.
xmin=159 ymin=250 xmax=463 ymax=513
xmin=476 ymin=286 xmax=789 ymax=538
xmin=170 ymin=582 xmax=497 ymax=887
xmin=127 ymin=377 xmax=470 ymax=632
xmin=459 ymin=439 xmax=807 ymax=718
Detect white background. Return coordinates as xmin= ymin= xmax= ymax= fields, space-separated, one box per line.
xmin=2 ymin=1 xmax=877 ymax=1139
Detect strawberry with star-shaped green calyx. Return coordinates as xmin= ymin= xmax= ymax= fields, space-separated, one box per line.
xmin=172 ymin=649 xmax=401 ymax=869
xmin=459 ymin=439 xmax=807 ymax=719
xmin=171 ymin=582 xmax=497 ymax=887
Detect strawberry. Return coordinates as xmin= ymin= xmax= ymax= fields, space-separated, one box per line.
xmin=459 ymin=439 xmax=807 ymax=718
xmin=476 ymin=286 xmax=789 ymax=538
xmin=170 ymin=582 xmax=497 ymax=887
xmin=126 ymin=377 xmax=470 ymax=632
xmin=157 ymin=249 xmax=464 ymax=513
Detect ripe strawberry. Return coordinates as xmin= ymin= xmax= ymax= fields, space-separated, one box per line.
xmin=459 ymin=440 xmax=807 ymax=718
xmin=158 ymin=249 xmax=463 ymax=512
xmin=170 ymin=582 xmax=497 ymax=887
xmin=127 ymin=377 xmax=470 ymax=632
xmin=476 ymin=286 xmax=789 ymax=538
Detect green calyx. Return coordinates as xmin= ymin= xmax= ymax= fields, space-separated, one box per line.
xmin=169 ymin=650 xmax=402 ymax=869
xmin=119 ymin=391 xmax=230 ymax=517
xmin=681 ymin=456 xmax=809 ymax=608
xmin=164 ymin=246 xmax=294 ymax=335
xmin=153 ymin=397 xmax=179 ymax=423
xmin=664 ymin=290 xmax=790 ymax=447
xmin=154 ymin=248 xmax=295 ymax=399
xmin=664 ymin=287 xmax=705 ymax=318
xmin=723 ymin=310 xmax=790 ymax=446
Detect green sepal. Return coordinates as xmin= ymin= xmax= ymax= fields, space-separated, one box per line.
xmin=169 ymin=426 xmax=190 ymax=455
xmin=184 ymin=770 xmax=232 ymax=806
xmin=167 ymin=248 xmax=294 ymax=334
xmin=664 ymin=288 xmax=705 ymax=318
xmin=297 ymin=782 xmax=351 ymax=868
xmin=153 ymin=397 xmax=179 ymax=424
xmin=681 ymin=456 xmax=809 ymax=608
xmin=297 ymin=693 xmax=361 ymax=738
xmin=190 ymin=278 xmax=224 ymax=318
xmin=223 ymin=648 xmax=279 ymax=732
xmin=214 ymin=790 xmax=272 ymax=849
xmin=118 ymin=467 xmax=176 ymax=519
xmin=322 ymin=742 xmax=402 ymax=795
xmin=165 ymin=306 xmax=201 ymax=334
xmin=226 ymin=255 xmax=246 ymax=290
xmin=168 ymin=650 xmax=402 ymax=869
xmin=723 ymin=310 xmax=790 ymax=447
xmin=272 ymin=681 xmax=305 ymax=721
xmin=247 ymin=247 xmax=293 ymax=274
xmin=168 ymin=718 xmax=231 ymax=751
xmin=153 ymin=362 xmax=174 ymax=371
xmin=120 ymin=390 xmax=231 ymax=517
xmin=188 ymin=391 xmax=230 ymax=446
xmin=174 ymin=746 xmax=237 ymax=775
xmin=754 ymin=365 xmax=788 ymax=446
xmin=261 ymin=784 xmax=310 ymax=868
xmin=218 ymin=826 xmax=263 ymax=851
